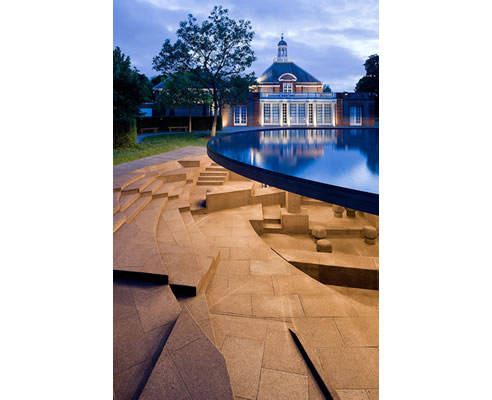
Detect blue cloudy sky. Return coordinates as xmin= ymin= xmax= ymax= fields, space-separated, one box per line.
xmin=114 ymin=0 xmax=378 ymax=92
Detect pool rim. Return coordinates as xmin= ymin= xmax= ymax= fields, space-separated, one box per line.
xmin=207 ymin=126 xmax=379 ymax=215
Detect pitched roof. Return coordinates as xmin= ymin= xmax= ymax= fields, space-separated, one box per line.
xmin=257 ymin=62 xmax=321 ymax=84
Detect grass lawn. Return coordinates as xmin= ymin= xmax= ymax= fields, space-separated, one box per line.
xmin=113 ymin=131 xmax=225 ymax=165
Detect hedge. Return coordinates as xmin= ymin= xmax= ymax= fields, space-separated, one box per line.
xmin=136 ymin=116 xmax=222 ymax=132
xmin=113 ymin=118 xmax=137 ymax=148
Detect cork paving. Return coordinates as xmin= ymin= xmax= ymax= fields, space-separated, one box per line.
xmin=113 ymin=151 xmax=379 ymax=400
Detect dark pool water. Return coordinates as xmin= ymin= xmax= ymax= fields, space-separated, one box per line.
xmin=208 ymin=128 xmax=378 ymax=195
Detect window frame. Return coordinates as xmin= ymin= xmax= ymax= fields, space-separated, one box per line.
xmin=283 ymin=83 xmax=293 ymax=93
xmin=234 ymin=105 xmax=247 ymax=126
xmin=349 ymin=105 xmax=362 ymax=126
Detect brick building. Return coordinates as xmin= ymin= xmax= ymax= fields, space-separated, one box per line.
xmin=222 ymin=35 xmax=376 ymax=127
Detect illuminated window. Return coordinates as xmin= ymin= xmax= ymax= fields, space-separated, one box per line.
xmin=316 ymin=104 xmax=333 ymax=124
xmin=298 ymin=103 xmax=306 ymax=123
xmin=283 ymin=83 xmax=292 ymax=93
xmin=323 ymin=104 xmax=332 ymax=124
xmin=263 ymin=103 xmax=271 ymax=124
xmin=350 ymin=106 xmax=362 ymax=126
xmin=289 ymin=103 xmax=306 ymax=124
xmin=272 ymin=103 xmax=280 ymax=124
xmin=282 ymin=103 xmax=288 ymax=124
xmin=234 ymin=105 xmax=247 ymax=125
xmin=289 ymin=103 xmax=297 ymax=123
xmin=316 ymin=104 xmax=323 ymax=124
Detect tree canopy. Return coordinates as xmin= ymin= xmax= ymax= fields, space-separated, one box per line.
xmin=364 ymin=54 xmax=379 ymax=78
xmin=156 ymin=70 xmax=212 ymax=132
xmin=150 ymin=75 xmax=165 ymax=88
xmin=153 ymin=6 xmax=256 ymax=136
xmin=355 ymin=54 xmax=379 ymax=94
xmin=323 ymin=84 xmax=332 ymax=93
xmin=355 ymin=54 xmax=378 ymax=116
xmin=113 ymin=46 xmax=151 ymax=119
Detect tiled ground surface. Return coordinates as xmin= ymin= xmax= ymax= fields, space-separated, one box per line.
xmin=195 ymin=206 xmax=379 ymax=400
xmin=114 ymin=152 xmax=379 ymax=399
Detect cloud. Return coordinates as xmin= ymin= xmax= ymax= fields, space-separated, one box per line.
xmin=114 ymin=0 xmax=379 ymax=90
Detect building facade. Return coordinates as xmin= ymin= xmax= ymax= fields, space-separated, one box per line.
xmin=222 ymin=36 xmax=376 ymax=128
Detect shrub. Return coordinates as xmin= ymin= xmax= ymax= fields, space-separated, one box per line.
xmin=136 ymin=116 xmax=222 ymax=132
xmin=113 ymin=118 xmax=137 ymax=148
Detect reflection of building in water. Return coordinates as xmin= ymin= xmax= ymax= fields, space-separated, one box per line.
xmin=335 ymin=129 xmax=379 ymax=174
xmin=259 ymin=129 xmax=338 ymax=145
xmin=250 ymin=145 xmax=324 ymax=167
xmin=252 ymin=128 xmax=378 ymax=174
xmin=251 ymin=129 xmax=330 ymax=167
xmin=210 ymin=128 xmax=378 ymax=176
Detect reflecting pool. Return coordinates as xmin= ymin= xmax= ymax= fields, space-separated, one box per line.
xmin=208 ymin=128 xmax=379 ymax=195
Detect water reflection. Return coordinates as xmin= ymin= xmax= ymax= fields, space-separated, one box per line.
xmin=209 ymin=128 xmax=379 ymax=194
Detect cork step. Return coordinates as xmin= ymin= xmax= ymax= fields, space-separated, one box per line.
xmin=113 ymin=212 xmax=126 ymax=233
xmin=119 ymin=192 xmax=140 ymax=212
xmin=113 ymin=197 xmax=169 ymax=281
xmin=141 ymin=179 xmax=164 ymax=196
xmin=121 ymin=175 xmax=155 ymax=194
xmin=158 ymin=167 xmax=197 ymax=182
xmin=178 ymin=159 xmax=203 ymax=168
xmin=263 ymin=222 xmax=283 ymax=233
xmin=263 ymin=204 xmax=281 ymax=223
xmin=200 ymin=171 xmax=227 ymax=177
xmin=167 ymin=183 xmax=193 ymax=210
xmin=180 ymin=210 xmax=219 ymax=294
xmin=205 ymin=166 xmax=227 ymax=172
xmin=197 ymin=175 xmax=225 ymax=186
xmin=196 ymin=181 xmax=224 ymax=186
xmin=198 ymin=176 xmax=225 ymax=181
xmin=168 ymin=184 xmax=185 ymax=200
xmin=121 ymin=195 xmax=152 ymax=223
xmin=113 ymin=192 xmax=120 ymax=215
xmin=157 ymin=209 xmax=204 ymax=296
xmin=189 ymin=193 xmax=207 ymax=214
xmin=113 ymin=172 xmax=145 ymax=192
xmin=152 ymin=180 xmax=186 ymax=199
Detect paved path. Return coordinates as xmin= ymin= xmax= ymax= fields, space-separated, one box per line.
xmin=113 ymin=146 xmax=206 ymax=176
xmin=195 ymin=205 xmax=379 ymax=400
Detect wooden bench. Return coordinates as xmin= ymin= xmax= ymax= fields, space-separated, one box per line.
xmin=139 ymin=127 xmax=159 ymax=134
xmin=168 ymin=126 xmax=188 ymax=132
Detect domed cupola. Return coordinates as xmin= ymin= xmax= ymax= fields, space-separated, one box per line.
xmin=274 ymin=34 xmax=291 ymax=63
xmin=278 ymin=34 xmax=288 ymax=47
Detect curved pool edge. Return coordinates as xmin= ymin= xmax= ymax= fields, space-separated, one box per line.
xmin=207 ymin=131 xmax=379 ymax=215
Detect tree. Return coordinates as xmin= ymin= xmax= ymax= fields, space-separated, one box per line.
xmin=113 ymin=46 xmax=151 ymax=119
xmin=150 ymin=75 xmax=165 ymax=88
xmin=355 ymin=54 xmax=378 ymax=116
xmin=322 ymin=84 xmax=332 ymax=93
xmin=364 ymin=54 xmax=379 ymax=77
xmin=355 ymin=54 xmax=378 ymax=94
xmin=153 ymin=6 xmax=256 ymax=136
xmin=156 ymin=70 xmax=212 ymax=132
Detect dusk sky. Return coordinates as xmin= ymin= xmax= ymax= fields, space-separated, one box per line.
xmin=114 ymin=0 xmax=378 ymax=92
